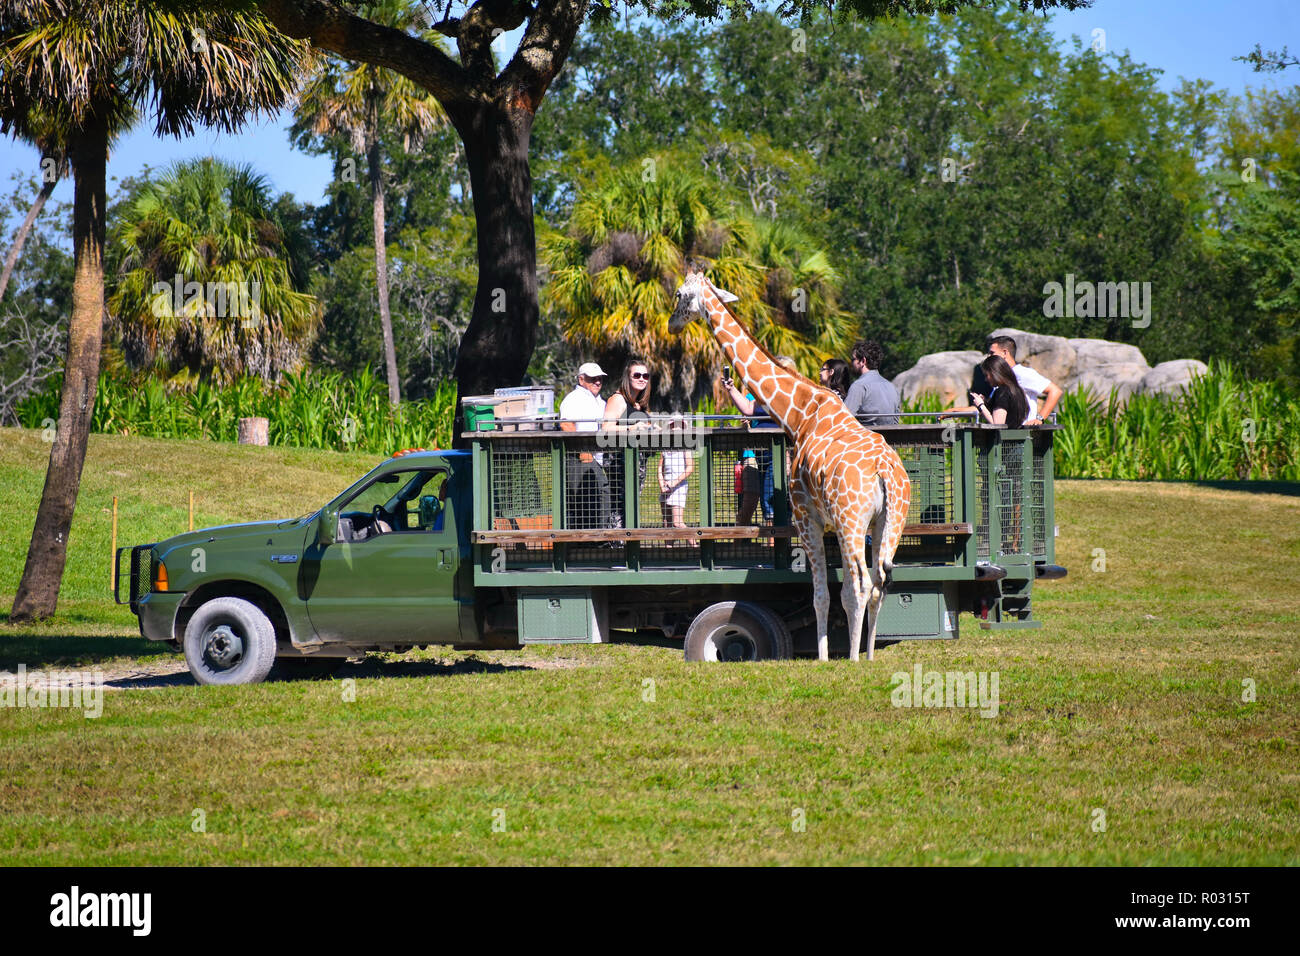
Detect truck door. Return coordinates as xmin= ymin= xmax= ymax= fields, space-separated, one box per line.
xmin=302 ymin=466 xmax=461 ymax=645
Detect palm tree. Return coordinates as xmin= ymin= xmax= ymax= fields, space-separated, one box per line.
xmin=292 ymin=0 xmax=445 ymax=405
xmin=109 ymin=158 xmax=320 ymax=384
xmin=541 ymin=157 xmax=855 ymax=408
xmin=0 ymin=1 xmax=306 ymax=621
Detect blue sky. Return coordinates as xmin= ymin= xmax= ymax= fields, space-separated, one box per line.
xmin=1 ymin=0 xmax=1295 ymax=209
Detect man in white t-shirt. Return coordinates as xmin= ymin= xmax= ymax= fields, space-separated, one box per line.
xmin=560 ymin=362 xmax=611 ymax=528
xmin=987 ymin=336 xmax=1063 ymax=425
xmin=559 ymin=362 xmax=607 ymax=432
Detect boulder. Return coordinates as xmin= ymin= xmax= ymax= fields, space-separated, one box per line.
xmin=987 ymin=327 xmax=1076 ymax=386
xmin=1070 ymin=363 xmax=1150 ymax=406
xmin=892 ymin=350 xmax=985 ymax=407
xmin=1066 ymin=338 xmax=1149 ymax=386
xmin=1141 ymin=359 xmax=1209 ymax=397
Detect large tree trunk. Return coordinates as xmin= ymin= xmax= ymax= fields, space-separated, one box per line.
xmin=368 ymin=138 xmax=400 ymax=406
xmin=0 ymin=175 xmax=57 ymax=304
xmin=450 ymin=99 xmax=538 ymax=442
xmin=10 ymin=124 xmax=107 ymax=621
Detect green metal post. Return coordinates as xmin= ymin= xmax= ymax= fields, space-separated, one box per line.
xmin=959 ymin=427 xmax=976 ymax=568
xmin=699 ymin=431 xmax=714 ymax=571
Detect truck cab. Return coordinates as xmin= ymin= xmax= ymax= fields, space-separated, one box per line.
xmin=119 ymin=450 xmax=475 ymax=684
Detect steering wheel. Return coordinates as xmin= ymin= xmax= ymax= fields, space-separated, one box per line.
xmin=372 ymin=505 xmax=388 ymax=530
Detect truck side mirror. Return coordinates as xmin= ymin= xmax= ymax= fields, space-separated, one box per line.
xmin=317 ymin=509 xmax=339 ymax=547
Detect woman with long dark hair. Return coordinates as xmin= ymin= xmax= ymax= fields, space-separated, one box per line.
xmin=603 ymin=357 xmax=652 ymax=425
xmin=819 ymin=358 xmax=851 ymax=400
xmin=941 ymin=354 xmax=1029 ymax=426
xmin=601 ymin=357 xmax=653 ymax=528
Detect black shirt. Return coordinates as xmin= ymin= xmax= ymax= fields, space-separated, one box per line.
xmin=985 ymin=386 xmax=1025 ymax=426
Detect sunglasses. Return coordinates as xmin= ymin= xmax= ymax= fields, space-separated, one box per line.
xmin=630 ymin=372 xmax=650 ymax=381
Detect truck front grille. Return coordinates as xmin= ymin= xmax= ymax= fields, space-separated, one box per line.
xmin=115 ymin=543 xmax=155 ymax=612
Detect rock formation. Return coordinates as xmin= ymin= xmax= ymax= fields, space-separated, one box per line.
xmin=893 ymin=328 xmax=1208 ymax=407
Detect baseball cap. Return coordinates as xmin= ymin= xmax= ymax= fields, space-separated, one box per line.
xmin=577 ymin=362 xmax=607 ymax=379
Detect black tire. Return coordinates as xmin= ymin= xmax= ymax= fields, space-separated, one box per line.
xmin=183 ymin=597 xmax=277 ymax=686
xmin=684 ymin=601 xmax=793 ymax=662
xmin=749 ymin=604 xmax=794 ymax=660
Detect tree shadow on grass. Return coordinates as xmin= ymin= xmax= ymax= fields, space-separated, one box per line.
xmin=1063 ymin=478 xmax=1300 ymax=497
xmin=0 ymin=635 xmax=162 ymax=670
xmin=270 ymin=655 xmax=554 ymax=683
xmin=1 ymin=633 xmax=581 ymax=687
xmin=1189 ymin=480 xmax=1300 ymax=497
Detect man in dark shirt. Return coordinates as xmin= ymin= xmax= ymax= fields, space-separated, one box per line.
xmin=844 ymin=340 xmax=901 ymax=426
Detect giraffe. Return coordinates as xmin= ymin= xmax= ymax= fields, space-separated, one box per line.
xmin=668 ymin=266 xmax=911 ymax=661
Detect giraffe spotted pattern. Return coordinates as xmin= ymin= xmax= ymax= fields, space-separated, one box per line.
xmin=670 ymin=268 xmax=912 ymax=661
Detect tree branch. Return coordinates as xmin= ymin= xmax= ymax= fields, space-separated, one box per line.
xmin=255 ymin=0 xmax=475 ymax=104
xmin=497 ymin=0 xmax=588 ymax=111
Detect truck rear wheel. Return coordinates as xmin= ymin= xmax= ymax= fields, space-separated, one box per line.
xmin=684 ymin=601 xmax=793 ymax=662
xmin=184 ymin=597 xmax=277 ymax=686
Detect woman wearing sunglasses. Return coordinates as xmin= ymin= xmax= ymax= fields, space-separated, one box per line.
xmin=602 ymin=358 xmax=655 ymax=528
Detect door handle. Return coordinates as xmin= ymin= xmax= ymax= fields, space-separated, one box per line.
xmin=438 ymin=547 xmax=454 ymax=569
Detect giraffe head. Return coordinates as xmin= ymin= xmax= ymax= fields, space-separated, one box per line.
xmin=668 ymin=266 xmax=738 ymax=334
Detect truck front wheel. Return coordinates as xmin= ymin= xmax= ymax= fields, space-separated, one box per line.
xmin=184 ymin=597 xmax=278 ymax=686
xmin=684 ymin=601 xmax=793 ymax=662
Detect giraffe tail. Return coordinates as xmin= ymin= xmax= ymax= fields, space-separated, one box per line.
xmin=876 ymin=455 xmax=912 ymax=583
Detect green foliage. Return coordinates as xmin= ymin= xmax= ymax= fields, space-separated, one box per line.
xmin=542 ymin=154 xmax=855 ymax=407
xmin=1052 ymin=363 xmax=1300 ymax=481
xmin=17 ymin=369 xmax=458 ymax=454
xmin=311 ymin=217 xmax=478 ymax=399
xmin=0 ymin=1 xmax=307 ymax=142
xmin=107 ymin=158 xmax=321 ymax=383
xmin=536 ymin=8 xmax=1292 ymax=381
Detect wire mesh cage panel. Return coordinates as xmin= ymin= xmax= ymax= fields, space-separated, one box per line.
xmin=998 ymin=438 xmax=1026 ymax=555
xmin=489 ymin=440 xmax=553 ymax=562
xmin=561 ymin=438 xmax=625 ymax=565
xmin=894 ymin=440 xmax=954 ymax=524
xmin=710 ymin=430 xmax=781 ymax=567
xmin=894 ymin=438 xmax=957 ymax=564
xmin=637 ymin=444 xmax=704 ymax=566
xmin=1030 ymin=432 xmax=1050 ymax=559
xmin=975 ymin=438 xmax=993 ymax=560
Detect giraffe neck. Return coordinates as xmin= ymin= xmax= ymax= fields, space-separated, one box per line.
xmin=698 ymin=282 xmax=810 ymax=439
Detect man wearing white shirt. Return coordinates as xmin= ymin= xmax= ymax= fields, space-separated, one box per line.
xmin=559 ymin=362 xmax=607 ymax=432
xmin=560 ymin=362 xmax=611 ymax=528
xmin=988 ymin=336 xmax=1063 ymax=426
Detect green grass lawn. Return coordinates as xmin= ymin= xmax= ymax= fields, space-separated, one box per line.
xmin=1 ymin=426 xmax=1297 ymax=865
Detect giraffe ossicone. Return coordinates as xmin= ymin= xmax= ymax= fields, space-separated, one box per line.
xmin=669 ymin=266 xmax=912 ymax=662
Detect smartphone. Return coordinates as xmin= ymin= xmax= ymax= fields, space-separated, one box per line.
xmin=722 ymin=365 xmax=733 ymax=386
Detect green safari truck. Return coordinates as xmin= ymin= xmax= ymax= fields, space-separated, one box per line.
xmin=117 ymin=420 xmax=1066 ymax=684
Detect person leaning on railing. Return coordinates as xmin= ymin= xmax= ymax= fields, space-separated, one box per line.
xmin=987 ymin=335 xmax=1063 ymax=426
xmin=721 ymin=355 xmax=797 ymax=525
xmin=941 ymin=354 xmax=1030 ymax=426
xmin=846 ymin=340 xmax=901 ymax=426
